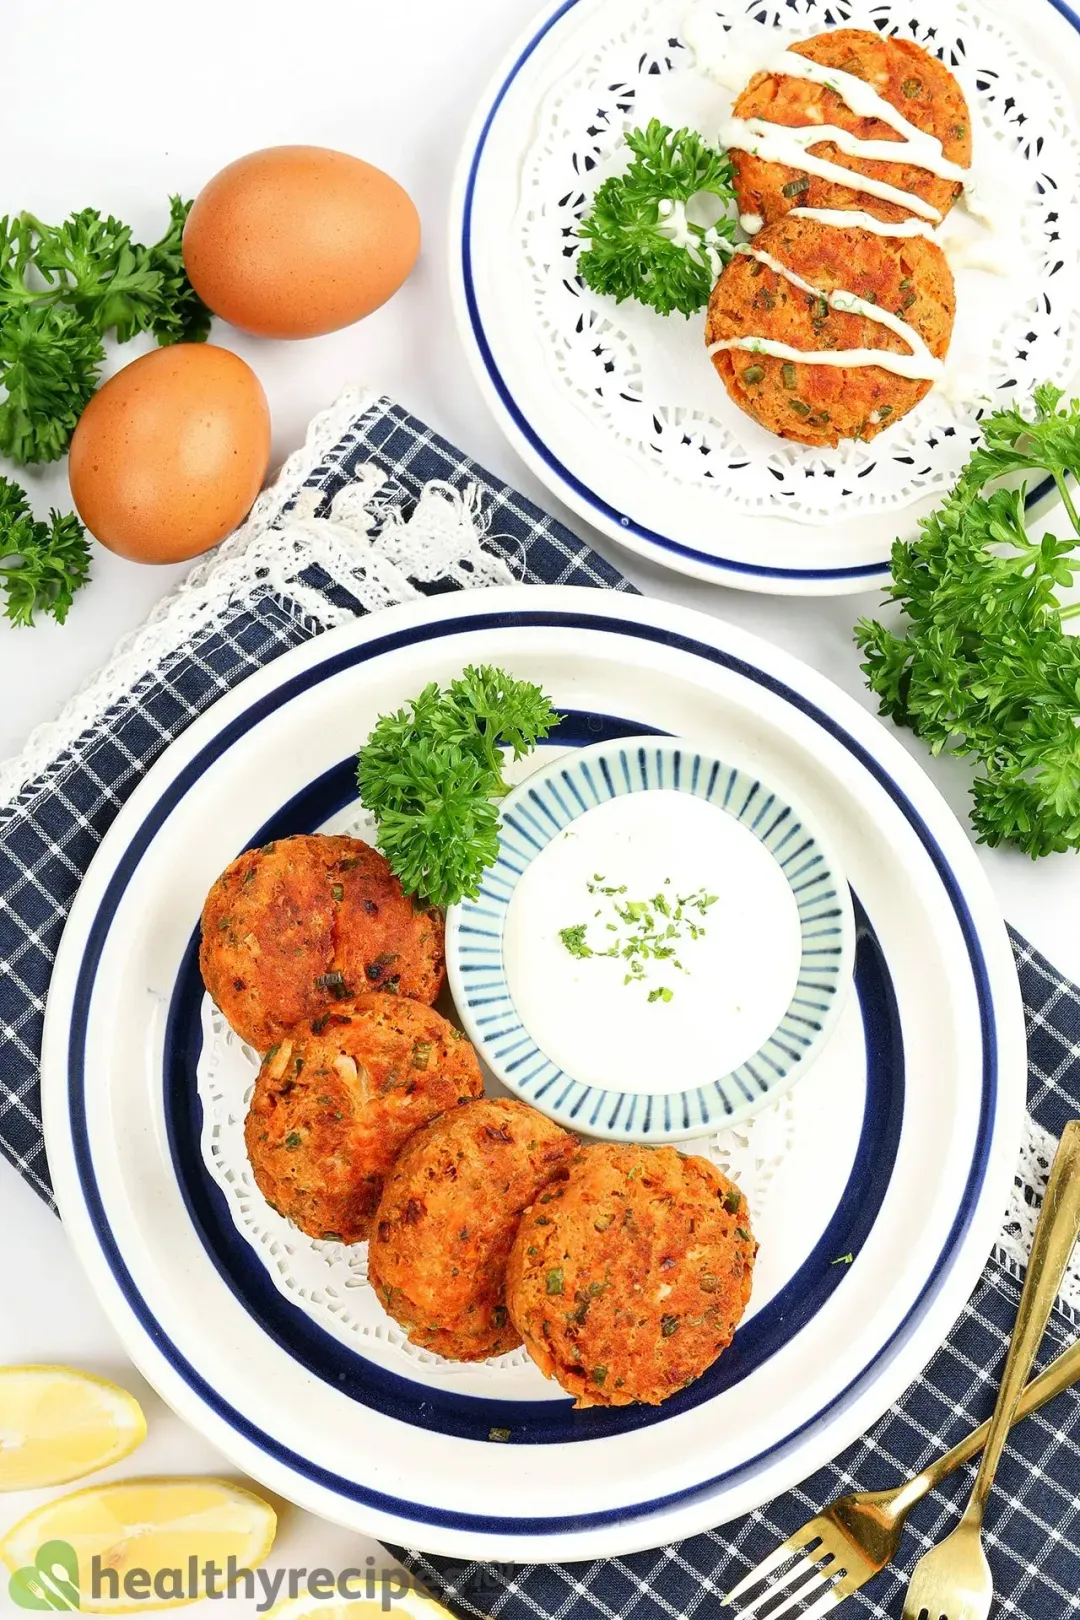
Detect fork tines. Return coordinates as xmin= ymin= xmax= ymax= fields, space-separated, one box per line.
xmin=725 ymin=1534 xmax=845 ymax=1620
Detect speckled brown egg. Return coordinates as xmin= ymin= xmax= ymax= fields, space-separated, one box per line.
xmin=182 ymin=145 xmax=421 ymax=339
xmin=68 ymin=344 xmax=270 ymax=564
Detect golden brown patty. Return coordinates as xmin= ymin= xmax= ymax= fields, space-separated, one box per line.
xmin=200 ymin=833 xmax=445 ymax=1052
xmin=506 ymin=1143 xmax=756 ymax=1408
xmin=732 ymin=29 xmax=972 ymax=228
xmin=705 ymin=215 xmax=955 ymax=447
xmin=368 ymin=1099 xmax=578 ymax=1362
xmin=244 ymin=994 xmax=483 ymax=1244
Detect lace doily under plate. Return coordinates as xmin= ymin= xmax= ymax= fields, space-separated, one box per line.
xmin=197 ymin=994 xmax=799 ymax=1394
xmin=512 ymin=0 xmax=1080 ymax=525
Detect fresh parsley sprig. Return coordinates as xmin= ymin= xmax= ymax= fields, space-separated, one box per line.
xmin=357 ymin=667 xmax=560 ymax=907
xmin=856 ymin=383 xmax=1080 ymax=857
xmin=0 ymin=475 xmax=91 ymax=626
xmin=577 ymin=120 xmax=737 ymax=318
xmin=0 ymin=198 xmax=211 ymax=465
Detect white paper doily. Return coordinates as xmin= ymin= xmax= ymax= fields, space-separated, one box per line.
xmin=516 ymin=0 xmax=1080 ymax=524
xmin=196 ymin=993 xmax=799 ymax=1389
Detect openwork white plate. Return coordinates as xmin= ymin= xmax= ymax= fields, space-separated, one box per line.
xmin=451 ymin=0 xmax=1080 ymax=592
xmin=41 ymin=587 xmax=1025 ymax=1560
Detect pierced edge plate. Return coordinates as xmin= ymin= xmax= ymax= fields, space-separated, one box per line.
xmin=39 ymin=587 xmax=1026 ymax=1561
xmin=449 ymin=0 xmax=1080 ymax=594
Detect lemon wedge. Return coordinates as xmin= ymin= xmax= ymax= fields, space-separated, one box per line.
xmin=0 ymin=1477 xmax=277 ymax=1612
xmin=268 ymin=1589 xmax=457 ymax=1620
xmin=0 ymin=1366 xmax=146 ymax=1490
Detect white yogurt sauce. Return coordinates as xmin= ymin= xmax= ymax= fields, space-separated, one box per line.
xmin=789 ymin=206 xmax=936 ymax=240
xmin=767 ymin=52 xmax=968 ymax=182
xmin=657 ymin=198 xmax=728 ymax=279
xmin=708 ymin=243 xmax=945 ymax=381
xmin=502 ymin=791 xmax=802 ymax=1097
xmin=682 ymin=5 xmax=770 ymax=92
xmin=719 ymin=118 xmax=945 ymax=221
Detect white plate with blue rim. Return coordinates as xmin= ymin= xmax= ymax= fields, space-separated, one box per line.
xmin=450 ymin=0 xmax=1080 ymax=594
xmin=41 ymin=586 xmax=1025 ymax=1562
xmin=447 ymin=737 xmax=856 ymax=1140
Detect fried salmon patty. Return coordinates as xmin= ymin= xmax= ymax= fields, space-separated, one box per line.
xmin=368 ymin=1099 xmax=578 ymax=1361
xmin=706 ymin=215 xmax=955 ymax=446
xmin=731 ymin=29 xmax=972 ymax=228
xmin=244 ymin=994 xmax=483 ymax=1244
xmin=200 ymin=834 xmax=445 ymax=1052
xmin=506 ymin=1144 xmax=756 ymax=1408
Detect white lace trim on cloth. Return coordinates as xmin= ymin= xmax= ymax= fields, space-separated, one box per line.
xmin=997 ymin=1115 xmax=1080 ymax=1325
xmin=0 ymin=385 xmax=516 ymax=819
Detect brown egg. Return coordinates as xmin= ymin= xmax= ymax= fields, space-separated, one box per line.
xmin=182 ymin=145 xmax=421 ymax=339
xmin=68 ymin=344 xmax=271 ymax=564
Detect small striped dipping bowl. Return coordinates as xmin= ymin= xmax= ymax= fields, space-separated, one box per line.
xmin=445 ymin=738 xmax=856 ymax=1142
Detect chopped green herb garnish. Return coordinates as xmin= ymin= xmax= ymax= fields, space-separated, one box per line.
xmin=546 ymin=1268 xmax=565 ymax=1296
xmin=723 ymin=1187 xmax=741 ymax=1214
xmin=559 ymin=923 xmax=594 ymax=959
xmin=560 ymin=884 xmax=719 ymax=1001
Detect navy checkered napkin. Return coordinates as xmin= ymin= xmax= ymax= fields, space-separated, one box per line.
xmin=1 ymin=395 xmax=1078 ymax=1620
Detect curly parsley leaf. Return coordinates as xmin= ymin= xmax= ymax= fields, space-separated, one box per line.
xmin=145 ymin=197 xmax=213 ymax=347
xmin=0 ymin=198 xmax=210 ymax=464
xmin=855 ymin=384 xmax=1080 ymax=857
xmin=577 ymin=120 xmax=737 ymax=318
xmin=29 ymin=209 xmax=160 ymax=343
xmin=0 ymin=305 xmax=104 ymax=464
xmin=357 ymin=667 xmax=561 ymax=907
xmin=0 ymin=476 xmax=91 ymax=626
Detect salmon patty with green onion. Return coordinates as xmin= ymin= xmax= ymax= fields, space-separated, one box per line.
xmin=368 ymin=1099 xmax=578 ymax=1361
xmin=199 ymin=833 xmax=445 ymax=1053
xmin=506 ymin=1143 xmax=757 ymax=1407
xmin=706 ymin=214 xmax=955 ymax=446
xmin=244 ymin=994 xmax=483 ymax=1244
xmin=731 ymin=29 xmax=972 ymax=229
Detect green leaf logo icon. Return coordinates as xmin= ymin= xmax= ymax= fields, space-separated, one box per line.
xmin=8 ymin=1541 xmax=80 ymax=1610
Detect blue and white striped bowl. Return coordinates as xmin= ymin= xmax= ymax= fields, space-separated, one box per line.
xmin=446 ymin=738 xmax=856 ymax=1142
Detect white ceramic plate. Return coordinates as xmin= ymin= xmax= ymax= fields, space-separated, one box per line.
xmin=450 ymin=0 xmax=1080 ymax=594
xmin=41 ymin=586 xmax=1026 ymax=1562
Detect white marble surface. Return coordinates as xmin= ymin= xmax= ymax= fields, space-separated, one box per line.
xmin=2 ymin=0 xmax=1078 ymax=1588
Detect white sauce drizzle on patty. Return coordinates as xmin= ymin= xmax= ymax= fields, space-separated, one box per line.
xmin=718 ymin=118 xmax=946 ymax=221
xmin=707 ymin=243 xmax=945 ymax=382
xmin=789 ymin=206 xmax=937 ymax=240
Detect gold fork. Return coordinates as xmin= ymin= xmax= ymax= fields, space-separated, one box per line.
xmin=901 ymin=1120 xmax=1080 ymax=1620
xmin=724 ymin=1122 xmax=1080 ymax=1620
